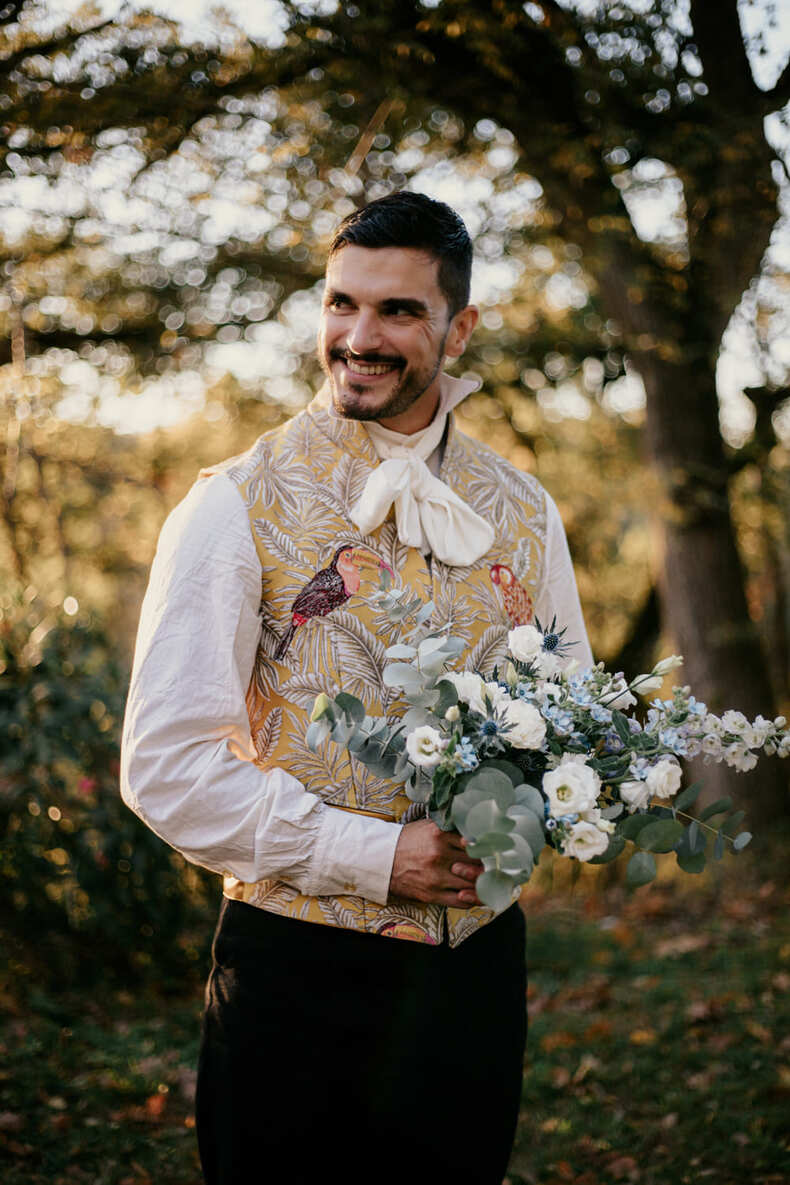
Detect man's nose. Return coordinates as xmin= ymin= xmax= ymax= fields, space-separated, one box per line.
xmin=346 ymin=309 xmax=382 ymax=355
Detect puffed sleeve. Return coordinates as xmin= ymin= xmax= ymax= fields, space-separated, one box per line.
xmin=120 ymin=473 xmax=400 ymax=904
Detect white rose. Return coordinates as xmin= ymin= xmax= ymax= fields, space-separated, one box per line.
xmin=644 ymin=758 xmax=682 ymax=798
xmin=543 ymin=759 xmax=601 ymax=817
xmin=619 ymin=779 xmax=650 ymax=813
xmin=444 ymin=671 xmax=486 ymax=715
xmin=406 ymin=725 xmax=445 ymax=769
xmin=503 ymin=699 xmax=547 ymax=750
xmin=563 ymin=820 xmax=610 ymax=861
xmin=507 ymin=624 xmax=544 ymax=663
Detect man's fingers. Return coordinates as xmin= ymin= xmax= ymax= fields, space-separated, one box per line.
xmin=450 ymin=861 xmax=481 ymax=882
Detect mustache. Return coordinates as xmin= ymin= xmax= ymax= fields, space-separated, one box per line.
xmin=330 ymin=348 xmax=405 ymax=367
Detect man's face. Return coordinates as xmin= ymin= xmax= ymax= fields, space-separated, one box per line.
xmin=317 ymin=244 xmax=475 ymax=434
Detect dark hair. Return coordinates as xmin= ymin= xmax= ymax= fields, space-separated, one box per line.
xmin=328 ymin=191 xmax=473 ymax=317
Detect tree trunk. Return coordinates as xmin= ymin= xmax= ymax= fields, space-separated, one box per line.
xmin=638 ymin=352 xmax=787 ymax=827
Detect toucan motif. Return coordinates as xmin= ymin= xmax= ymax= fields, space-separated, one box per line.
xmin=275 ymin=544 xmax=392 ymax=660
xmin=489 ymin=562 xmax=534 ymax=628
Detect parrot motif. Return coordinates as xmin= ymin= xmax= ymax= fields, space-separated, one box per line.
xmin=275 ymin=544 xmax=392 ymax=660
xmin=490 ymin=563 xmax=534 ymax=628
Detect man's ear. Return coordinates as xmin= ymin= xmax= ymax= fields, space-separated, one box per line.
xmin=445 ymin=305 xmax=479 ymax=359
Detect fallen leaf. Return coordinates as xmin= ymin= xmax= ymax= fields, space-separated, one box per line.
xmin=629 ymin=1028 xmax=657 ymax=1045
xmin=0 ymin=1112 xmax=23 ymax=1132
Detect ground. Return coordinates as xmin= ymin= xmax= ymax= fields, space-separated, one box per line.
xmin=1 ymin=851 xmax=788 ymax=1185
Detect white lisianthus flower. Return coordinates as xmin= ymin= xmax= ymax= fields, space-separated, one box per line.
xmin=653 ymin=654 xmax=683 ymax=676
xmin=563 ymin=820 xmax=610 ymax=861
xmin=580 ymin=807 xmax=615 ymax=834
xmin=543 ymin=759 xmax=600 ymax=817
xmin=633 ymin=673 xmax=663 ymax=696
xmin=444 ymin=704 xmax=460 ymax=723
xmin=507 ymin=624 xmax=544 ymax=663
xmin=503 ymin=699 xmax=546 ymax=749
xmin=444 ymin=671 xmax=487 ymax=715
xmin=645 ymin=758 xmax=682 ymax=798
xmin=619 ymin=779 xmax=651 ymax=812
xmin=406 ymin=725 xmax=446 ymax=769
xmin=604 ymin=678 xmax=637 ymax=710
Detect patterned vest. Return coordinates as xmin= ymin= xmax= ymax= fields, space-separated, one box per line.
xmin=211 ymin=386 xmax=546 ymax=947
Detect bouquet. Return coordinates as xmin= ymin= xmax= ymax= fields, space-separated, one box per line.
xmin=308 ymin=577 xmax=788 ymax=912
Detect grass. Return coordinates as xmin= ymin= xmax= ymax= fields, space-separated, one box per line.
xmin=1 ymin=853 xmax=789 ymax=1185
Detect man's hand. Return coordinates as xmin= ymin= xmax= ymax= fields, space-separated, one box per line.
xmin=388 ymin=819 xmax=484 ymax=908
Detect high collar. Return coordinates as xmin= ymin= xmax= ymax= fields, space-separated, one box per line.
xmin=304 ymin=372 xmax=480 ymax=470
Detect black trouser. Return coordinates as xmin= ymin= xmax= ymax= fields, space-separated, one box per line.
xmin=196 ymin=899 xmax=527 ymax=1185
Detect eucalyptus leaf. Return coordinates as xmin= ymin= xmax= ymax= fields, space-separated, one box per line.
xmin=498 ymin=833 xmax=535 ymax=879
xmin=733 ymin=831 xmax=752 ymax=851
xmin=713 ymin=831 xmax=725 ymax=860
xmin=617 ymin=813 xmax=656 ymax=841
xmin=418 ymin=635 xmax=448 ymax=657
xmin=466 ymin=831 xmax=517 ymax=857
xmin=721 ymin=810 xmax=746 ymax=837
xmin=612 ymin=710 xmax=631 ymax=744
xmin=509 ymin=809 xmax=545 ymax=860
xmin=513 ymin=783 xmax=545 ymax=817
xmin=476 ymin=869 xmax=519 ymax=912
xmin=464 ymin=799 xmax=515 ymax=840
xmin=435 ymin=679 xmax=459 ymax=716
xmin=464 ymin=768 xmax=516 ymax=808
xmin=589 ymin=835 xmax=626 ymax=864
xmin=484 ymin=760 xmax=526 ymax=788
xmin=414 ymin=600 xmax=435 ymax=626
xmin=450 ymin=788 xmax=492 ymax=831
xmin=637 ymin=818 xmax=685 ymax=853
xmin=383 ymin=663 xmax=425 ymax=692
xmin=626 ymin=850 xmax=657 ymax=887
xmin=385 ymin=643 xmax=418 ymax=660
xmin=676 ymin=848 xmax=706 ymax=874
xmin=334 ymin=692 xmax=366 ymax=724
xmin=601 ymin=803 xmax=624 ymax=820
xmin=305 ymin=718 xmax=331 ymax=752
xmin=674 ymin=782 xmax=702 ymax=811
xmin=700 ymin=796 xmax=733 ymax=821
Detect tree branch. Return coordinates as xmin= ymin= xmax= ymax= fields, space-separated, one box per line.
xmin=689 ymin=0 xmax=762 ymax=115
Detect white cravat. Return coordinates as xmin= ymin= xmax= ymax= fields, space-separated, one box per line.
xmin=350 ymin=374 xmax=496 ymax=566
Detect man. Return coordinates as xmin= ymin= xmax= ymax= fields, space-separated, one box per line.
xmin=121 ymin=192 xmax=592 ymax=1184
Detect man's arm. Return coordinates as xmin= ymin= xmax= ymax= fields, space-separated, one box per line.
xmin=535 ymin=491 xmax=594 ymax=670
xmin=121 ymin=473 xmax=481 ymax=909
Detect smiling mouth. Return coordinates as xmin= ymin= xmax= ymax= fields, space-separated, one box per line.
xmin=332 ymin=351 xmax=403 ymax=379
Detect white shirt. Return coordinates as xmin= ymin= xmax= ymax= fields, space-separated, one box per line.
xmin=121 ymin=443 xmax=593 ymax=905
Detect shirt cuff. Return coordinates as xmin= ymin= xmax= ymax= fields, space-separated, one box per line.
xmin=307 ymin=807 xmax=402 ymax=904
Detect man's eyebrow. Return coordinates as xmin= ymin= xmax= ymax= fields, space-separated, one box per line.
xmin=324 ymin=288 xmax=353 ymax=304
xmin=379 ymin=297 xmax=429 ymax=315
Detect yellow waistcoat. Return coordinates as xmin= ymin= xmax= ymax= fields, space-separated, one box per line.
xmin=211 ymin=386 xmax=546 ymax=947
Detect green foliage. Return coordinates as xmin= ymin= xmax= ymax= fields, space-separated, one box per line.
xmin=0 ymin=597 xmax=214 ymax=987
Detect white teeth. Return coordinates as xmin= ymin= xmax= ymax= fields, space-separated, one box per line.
xmin=345 ymin=360 xmax=396 ymax=376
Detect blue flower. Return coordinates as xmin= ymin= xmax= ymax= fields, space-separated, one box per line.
xmin=481 ymin=720 xmax=499 ymax=737
xmin=457 ymin=737 xmax=479 ymax=771
xmin=590 ymin=705 xmax=613 ymax=725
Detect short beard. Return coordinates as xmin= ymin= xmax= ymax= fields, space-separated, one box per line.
xmin=324 ymin=339 xmax=446 ymax=423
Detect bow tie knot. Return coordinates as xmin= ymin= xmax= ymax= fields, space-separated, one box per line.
xmin=350 ymin=445 xmax=494 ymax=567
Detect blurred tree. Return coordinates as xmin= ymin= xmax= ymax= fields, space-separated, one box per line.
xmin=1 ymin=0 xmax=788 ymax=818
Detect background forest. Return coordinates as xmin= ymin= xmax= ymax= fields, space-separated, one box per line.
xmin=1 ymin=1 xmax=789 ymax=1183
